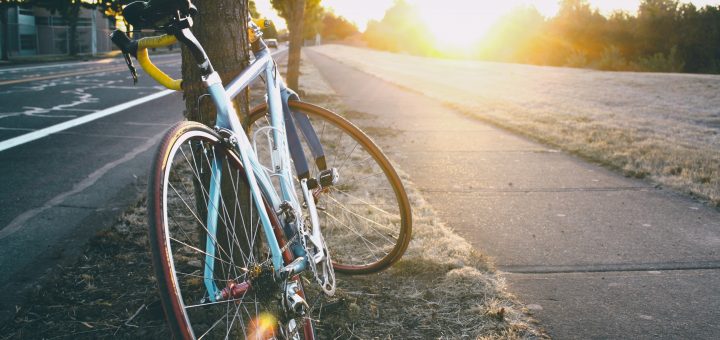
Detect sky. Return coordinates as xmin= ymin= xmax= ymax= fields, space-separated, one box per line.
xmin=254 ymin=0 xmax=720 ymax=45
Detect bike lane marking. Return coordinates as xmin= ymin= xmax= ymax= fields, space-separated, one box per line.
xmin=0 ymin=89 xmax=175 ymax=152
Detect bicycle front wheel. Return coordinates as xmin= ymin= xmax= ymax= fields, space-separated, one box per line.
xmin=148 ymin=121 xmax=313 ymax=339
xmin=248 ymin=101 xmax=412 ymax=275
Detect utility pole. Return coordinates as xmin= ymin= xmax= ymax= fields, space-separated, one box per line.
xmin=91 ymin=9 xmax=97 ymax=55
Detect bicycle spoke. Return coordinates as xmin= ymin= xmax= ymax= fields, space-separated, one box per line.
xmin=321 ymin=209 xmax=385 ymax=260
xmin=248 ymin=102 xmax=411 ymax=275
xmin=330 ymin=187 xmax=399 ymax=218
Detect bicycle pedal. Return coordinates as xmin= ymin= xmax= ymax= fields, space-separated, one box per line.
xmin=283 ymin=280 xmax=309 ymax=316
xmin=319 ymin=168 xmax=339 ymax=187
xmin=306 ymin=178 xmax=319 ymax=190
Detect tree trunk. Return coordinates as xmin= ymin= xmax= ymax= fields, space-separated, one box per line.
xmin=286 ymin=0 xmax=305 ymax=92
xmin=1 ymin=6 xmax=9 ymax=61
xmin=182 ymin=0 xmax=249 ymax=124
xmin=66 ymin=4 xmax=80 ymax=56
xmin=180 ymin=0 xmax=253 ymax=269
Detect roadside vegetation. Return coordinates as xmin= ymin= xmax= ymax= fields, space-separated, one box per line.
xmin=311 ymin=44 xmax=720 ymax=207
xmin=364 ymin=0 xmax=720 ymax=74
xmin=0 ymin=57 xmax=544 ymax=339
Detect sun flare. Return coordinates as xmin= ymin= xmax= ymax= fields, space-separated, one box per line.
xmin=321 ymin=0 xmax=560 ymax=52
xmin=412 ymin=0 xmax=559 ymax=50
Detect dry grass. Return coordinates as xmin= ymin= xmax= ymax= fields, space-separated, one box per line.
xmin=0 ymin=198 xmax=169 ymax=339
xmin=310 ymin=45 xmax=720 ymax=206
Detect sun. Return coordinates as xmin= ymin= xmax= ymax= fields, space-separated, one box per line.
xmin=261 ymin=0 xmax=564 ymax=52
xmin=412 ymin=0 xmax=559 ymax=51
xmin=414 ymin=1 xmax=509 ymax=49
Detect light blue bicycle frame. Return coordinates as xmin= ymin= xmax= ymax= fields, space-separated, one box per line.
xmin=200 ymin=48 xmax=306 ymax=302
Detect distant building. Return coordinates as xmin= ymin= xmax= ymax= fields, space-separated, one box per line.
xmin=1 ymin=5 xmax=115 ymax=57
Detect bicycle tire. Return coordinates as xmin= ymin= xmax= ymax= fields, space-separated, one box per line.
xmin=148 ymin=121 xmax=314 ymax=339
xmin=248 ymin=101 xmax=412 ymax=275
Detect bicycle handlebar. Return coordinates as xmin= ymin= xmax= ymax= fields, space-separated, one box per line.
xmin=111 ymin=30 xmax=182 ymax=91
xmin=111 ymin=0 xmax=268 ymax=92
xmin=136 ymin=35 xmax=182 ymax=90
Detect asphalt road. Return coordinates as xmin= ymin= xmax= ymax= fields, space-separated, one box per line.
xmin=0 ymin=53 xmax=185 ymax=321
xmin=305 ymin=48 xmax=720 ymax=339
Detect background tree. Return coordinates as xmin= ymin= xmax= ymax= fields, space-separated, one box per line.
xmin=477 ymin=6 xmax=546 ymax=63
xmin=363 ymin=0 xmax=436 ymax=56
xmin=249 ymin=0 xmax=260 ymax=18
xmin=604 ymin=11 xmax=637 ymax=61
xmin=320 ymin=11 xmax=358 ymax=41
xmin=96 ymin=0 xmax=124 ymax=19
xmin=0 ymin=0 xmax=28 ymax=60
xmin=678 ymin=4 xmax=720 ymax=72
xmin=547 ymin=0 xmax=608 ymax=65
xmin=301 ymin=0 xmax=323 ymax=40
xmin=271 ymin=0 xmax=322 ymax=91
xmin=637 ymin=0 xmax=680 ymax=55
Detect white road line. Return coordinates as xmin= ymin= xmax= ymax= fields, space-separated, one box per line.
xmin=0 ymin=89 xmax=176 ymax=152
xmin=0 ymin=48 xmax=285 ymax=153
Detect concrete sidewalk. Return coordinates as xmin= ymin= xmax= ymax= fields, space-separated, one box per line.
xmin=305 ymin=49 xmax=720 ymax=339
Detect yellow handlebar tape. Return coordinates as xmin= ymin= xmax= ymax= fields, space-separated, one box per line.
xmin=136 ymin=35 xmax=182 ymax=91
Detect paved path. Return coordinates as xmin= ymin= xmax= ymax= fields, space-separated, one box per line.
xmin=306 ymin=48 xmax=720 ymax=339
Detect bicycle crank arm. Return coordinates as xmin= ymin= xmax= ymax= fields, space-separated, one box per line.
xmin=300 ymin=179 xmax=326 ymax=260
xmin=300 ymin=179 xmax=336 ymax=295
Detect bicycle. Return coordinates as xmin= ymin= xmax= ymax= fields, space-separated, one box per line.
xmin=110 ymin=1 xmax=412 ymax=339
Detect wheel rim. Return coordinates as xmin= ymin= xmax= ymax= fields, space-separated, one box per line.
xmin=152 ymin=125 xmax=309 ymax=339
xmin=248 ymin=102 xmax=412 ymax=274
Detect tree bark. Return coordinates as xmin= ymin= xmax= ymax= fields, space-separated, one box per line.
xmin=182 ymin=0 xmax=250 ymax=124
xmin=286 ymin=0 xmax=305 ymax=92
xmin=66 ymin=4 xmax=80 ymax=56
xmin=180 ymin=0 xmax=253 ymax=267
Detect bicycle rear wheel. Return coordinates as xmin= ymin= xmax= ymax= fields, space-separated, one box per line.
xmin=148 ymin=121 xmax=313 ymax=339
xmin=248 ymin=101 xmax=412 ymax=275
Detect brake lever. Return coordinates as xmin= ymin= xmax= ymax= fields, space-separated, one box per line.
xmin=123 ymin=52 xmax=138 ymax=85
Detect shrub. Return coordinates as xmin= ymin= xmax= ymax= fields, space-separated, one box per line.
xmin=597 ymin=45 xmax=630 ymax=71
xmin=565 ymin=50 xmax=589 ymax=68
xmin=634 ymin=46 xmax=685 ymax=72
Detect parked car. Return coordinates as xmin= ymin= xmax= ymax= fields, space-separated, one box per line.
xmin=266 ymin=39 xmax=278 ymax=48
